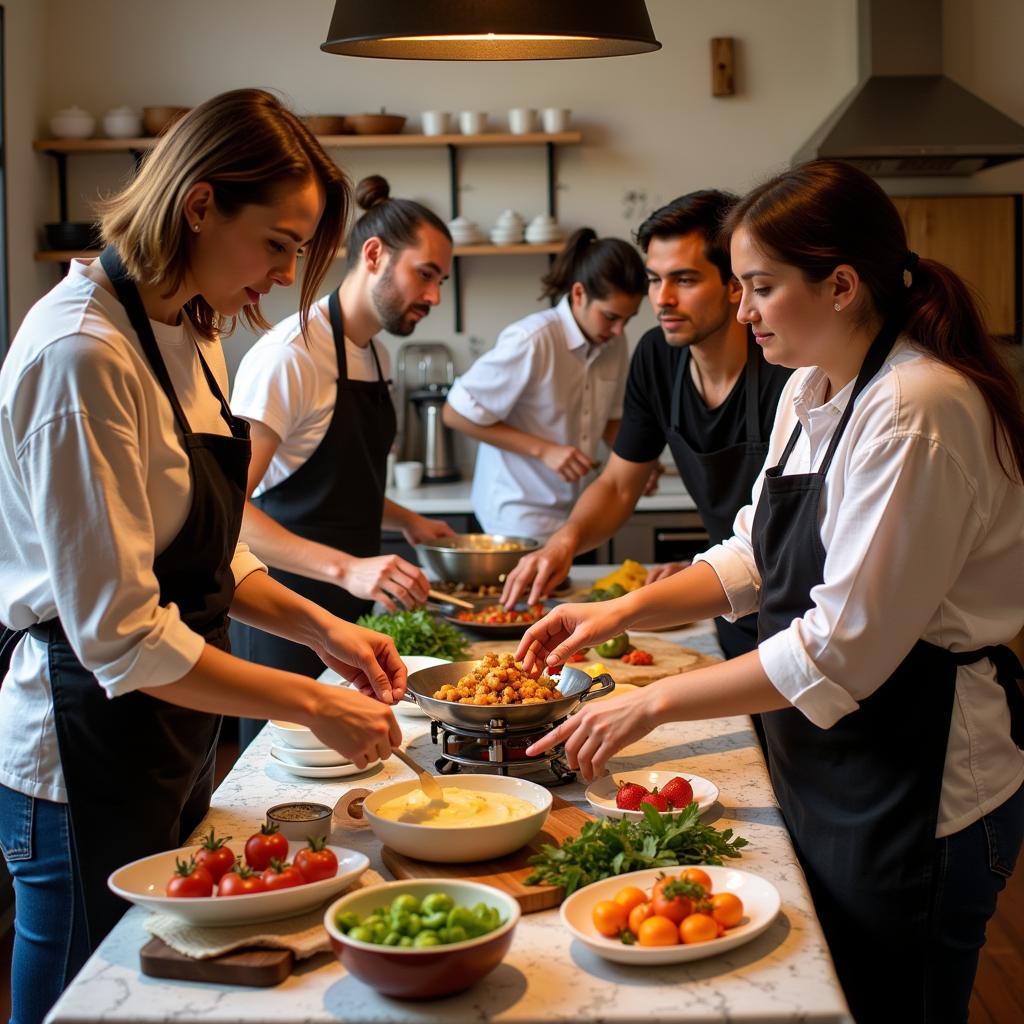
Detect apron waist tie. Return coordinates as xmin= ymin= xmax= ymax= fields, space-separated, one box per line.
xmin=950 ymin=644 xmax=1024 ymax=747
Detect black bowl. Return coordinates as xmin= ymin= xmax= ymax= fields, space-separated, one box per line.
xmin=44 ymin=221 xmax=101 ymax=251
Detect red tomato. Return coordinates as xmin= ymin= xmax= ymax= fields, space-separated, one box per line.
xmin=217 ymin=864 xmax=266 ymax=896
xmin=194 ymin=827 xmax=235 ymax=882
xmin=260 ymin=859 xmax=305 ymax=891
xmin=244 ymin=824 xmax=289 ymax=871
xmin=165 ymin=856 xmax=214 ymax=898
xmin=651 ymin=877 xmax=694 ymax=925
xmin=294 ymin=836 xmax=338 ymax=883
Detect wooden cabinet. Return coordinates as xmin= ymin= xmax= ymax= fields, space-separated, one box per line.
xmin=891 ymin=195 xmax=1021 ymax=339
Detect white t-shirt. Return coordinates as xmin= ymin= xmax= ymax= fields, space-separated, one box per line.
xmin=446 ymin=295 xmax=628 ymax=540
xmin=230 ymin=295 xmax=392 ymax=496
xmin=0 ymin=260 xmax=266 ymax=803
xmin=696 ymin=338 xmax=1024 ymax=837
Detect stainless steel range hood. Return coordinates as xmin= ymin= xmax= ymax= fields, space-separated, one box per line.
xmin=793 ymin=0 xmax=1024 ymax=176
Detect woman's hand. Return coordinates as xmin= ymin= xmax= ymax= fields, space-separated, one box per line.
xmin=401 ymin=514 xmax=455 ymax=546
xmin=541 ymin=443 xmax=596 ymax=482
xmin=515 ymin=599 xmax=630 ymax=673
xmin=501 ymin=536 xmax=575 ymax=607
xmin=645 ymin=561 xmax=690 ymax=585
xmin=526 ymin=688 xmax=660 ymax=780
xmin=340 ymin=554 xmax=429 ymax=611
xmin=313 ymin=619 xmax=408 ymax=704
xmin=307 ymin=686 xmax=402 ymax=769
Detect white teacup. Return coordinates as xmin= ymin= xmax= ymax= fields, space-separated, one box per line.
xmin=459 ymin=111 xmax=487 ymax=135
xmin=394 ymin=461 xmax=424 ymax=490
xmin=421 ymin=110 xmax=450 ymax=136
xmin=541 ymin=107 xmax=571 ymax=133
xmin=508 ymin=108 xmax=537 ymax=134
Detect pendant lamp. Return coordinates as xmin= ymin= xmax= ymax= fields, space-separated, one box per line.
xmin=321 ymin=1 xmax=661 ymax=60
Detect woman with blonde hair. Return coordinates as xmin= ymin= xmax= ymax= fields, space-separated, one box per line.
xmin=520 ymin=159 xmax=1024 ymax=1022
xmin=0 ymin=88 xmax=405 ymax=1024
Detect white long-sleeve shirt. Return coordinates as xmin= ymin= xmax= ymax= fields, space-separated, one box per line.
xmin=447 ymin=295 xmax=628 ymax=540
xmin=0 ymin=261 xmax=265 ymax=803
xmin=696 ymin=338 xmax=1024 ymax=837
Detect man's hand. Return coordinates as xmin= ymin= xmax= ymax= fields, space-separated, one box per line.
xmin=401 ymin=514 xmax=455 ymax=546
xmin=645 ymin=561 xmax=690 ymax=585
xmin=340 ymin=554 xmax=430 ymax=612
xmin=501 ymin=537 xmax=576 ymax=607
xmin=642 ymin=462 xmax=665 ymax=496
xmin=541 ymin=443 xmax=596 ymax=482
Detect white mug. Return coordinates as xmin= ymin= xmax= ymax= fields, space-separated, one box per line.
xmin=541 ymin=107 xmax=571 ymax=133
xmin=421 ymin=110 xmax=449 ymax=136
xmin=458 ymin=110 xmax=487 ymax=135
xmin=508 ymin=108 xmax=538 ymax=134
xmin=394 ymin=461 xmax=424 ymax=490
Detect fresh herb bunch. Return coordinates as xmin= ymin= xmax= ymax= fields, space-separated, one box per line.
xmin=525 ymin=802 xmax=749 ymax=896
xmin=356 ymin=609 xmax=469 ymax=662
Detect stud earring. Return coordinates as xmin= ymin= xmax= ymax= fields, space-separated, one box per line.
xmin=833 ymin=302 xmax=841 ymax=312
xmin=192 ymin=224 xmax=200 ymax=233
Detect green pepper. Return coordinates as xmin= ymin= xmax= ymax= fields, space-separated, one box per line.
xmin=442 ymin=924 xmax=468 ymax=944
xmin=595 ymin=632 xmax=629 ymax=658
xmin=422 ymin=910 xmax=448 ymax=930
xmin=446 ymin=906 xmax=478 ymax=933
xmin=413 ymin=931 xmax=441 ymax=948
xmin=402 ymin=912 xmax=422 ymax=937
xmin=347 ymin=925 xmax=375 ymax=944
xmin=472 ymin=903 xmax=500 ymax=933
xmin=398 ymin=936 xmax=413 ymax=948
xmin=370 ymin=920 xmax=389 ymax=943
xmin=334 ymin=911 xmax=360 ymax=933
xmin=382 ymin=931 xmax=401 ymax=946
xmin=420 ymin=892 xmax=454 ymax=915
xmin=390 ymin=894 xmax=421 ymax=916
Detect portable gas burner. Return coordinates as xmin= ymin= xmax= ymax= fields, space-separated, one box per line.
xmin=429 ymin=718 xmax=577 ymax=787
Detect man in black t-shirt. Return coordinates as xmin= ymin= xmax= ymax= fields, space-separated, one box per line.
xmin=502 ymin=190 xmax=791 ymax=658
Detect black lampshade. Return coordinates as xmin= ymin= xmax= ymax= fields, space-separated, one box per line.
xmin=321 ymin=1 xmax=661 ymax=60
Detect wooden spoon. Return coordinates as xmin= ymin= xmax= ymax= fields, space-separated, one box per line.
xmin=391 ymin=746 xmax=446 ymax=802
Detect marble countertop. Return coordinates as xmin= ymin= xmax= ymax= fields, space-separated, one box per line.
xmin=387 ymin=472 xmax=696 ymax=515
xmin=45 ymin=606 xmax=850 ymax=1024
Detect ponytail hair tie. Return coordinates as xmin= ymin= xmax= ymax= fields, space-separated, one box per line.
xmin=903 ymin=249 xmax=920 ymax=288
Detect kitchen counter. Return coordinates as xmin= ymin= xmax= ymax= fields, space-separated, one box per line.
xmin=45 ymin=592 xmax=850 ymax=1024
xmin=387 ymin=471 xmax=696 ymax=515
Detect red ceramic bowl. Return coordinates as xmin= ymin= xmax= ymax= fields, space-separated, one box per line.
xmin=323 ymin=879 xmax=520 ymax=999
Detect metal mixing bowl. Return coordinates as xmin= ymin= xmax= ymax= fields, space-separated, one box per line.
xmin=414 ymin=533 xmax=540 ymax=586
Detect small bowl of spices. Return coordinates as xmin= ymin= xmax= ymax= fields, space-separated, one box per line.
xmin=266 ymin=801 xmax=333 ymax=843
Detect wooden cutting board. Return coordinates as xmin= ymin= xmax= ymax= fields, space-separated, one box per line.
xmin=468 ymin=635 xmax=718 ymax=686
xmin=140 ymin=937 xmax=298 ymax=986
xmin=381 ymin=795 xmax=594 ymax=913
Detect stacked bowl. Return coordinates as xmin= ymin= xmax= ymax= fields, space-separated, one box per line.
xmin=448 ymin=215 xmax=487 ymax=246
xmin=267 ymin=720 xmax=379 ymax=779
xmin=525 ymin=214 xmax=564 ymax=245
xmin=490 ymin=209 xmax=525 ymax=245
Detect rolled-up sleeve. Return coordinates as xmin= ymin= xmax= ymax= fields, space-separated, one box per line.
xmin=446 ymin=328 xmax=533 ymax=425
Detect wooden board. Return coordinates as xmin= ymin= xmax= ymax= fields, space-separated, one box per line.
xmin=469 ymin=635 xmax=719 ymax=687
xmin=140 ymin=937 xmax=295 ymax=986
xmin=381 ymin=795 xmax=594 ymax=913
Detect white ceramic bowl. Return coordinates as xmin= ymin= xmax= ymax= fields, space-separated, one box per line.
xmin=560 ymin=865 xmax=781 ymax=965
xmin=102 ymin=107 xmax=142 ymax=138
xmin=363 ymin=774 xmax=552 ymax=863
xmin=266 ymin=719 xmax=326 ymax=750
xmin=49 ymin=106 xmax=96 ymax=139
xmin=269 ymin=744 xmax=351 ymax=768
xmin=108 ymin=841 xmax=368 ymax=925
xmin=585 ymin=769 xmax=720 ymax=821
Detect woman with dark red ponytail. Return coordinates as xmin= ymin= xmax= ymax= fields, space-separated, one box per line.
xmin=519 ymin=159 xmax=1024 ymax=1023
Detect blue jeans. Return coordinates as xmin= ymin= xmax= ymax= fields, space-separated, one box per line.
xmin=924 ymin=780 xmax=1024 ymax=1023
xmin=0 ymin=785 xmax=89 ymax=1024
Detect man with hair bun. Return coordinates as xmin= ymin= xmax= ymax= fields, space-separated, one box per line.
xmin=443 ymin=227 xmax=647 ymax=541
xmin=230 ymin=175 xmax=454 ymax=731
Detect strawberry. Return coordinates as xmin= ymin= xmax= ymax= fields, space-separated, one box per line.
xmin=660 ymin=776 xmax=694 ymax=809
xmin=640 ymin=789 xmax=670 ymax=812
xmin=615 ymin=782 xmax=649 ymax=810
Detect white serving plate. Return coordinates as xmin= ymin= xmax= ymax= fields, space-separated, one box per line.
xmin=269 ymin=744 xmax=351 ymax=768
xmin=268 ymin=751 xmax=380 ymax=779
xmin=362 ymin=773 xmax=552 ymax=863
xmin=108 ymin=841 xmax=368 ymax=925
xmin=585 ymin=769 xmax=719 ymax=821
xmin=560 ymin=865 xmax=781 ymax=965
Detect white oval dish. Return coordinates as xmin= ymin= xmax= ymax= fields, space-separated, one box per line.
xmin=585 ymin=769 xmax=719 ymax=821
xmin=560 ymin=865 xmax=781 ymax=965
xmin=268 ymin=751 xmax=380 ymax=779
xmin=269 ymin=744 xmax=351 ymax=768
xmin=108 ymin=841 xmax=368 ymax=925
xmin=362 ymin=774 xmax=552 ymax=863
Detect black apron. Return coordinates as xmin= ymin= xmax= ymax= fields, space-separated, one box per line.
xmin=233 ymin=290 xmax=397 ymax=680
xmin=751 ymin=318 xmax=1024 ymax=1023
xmin=0 ymin=246 xmax=251 ymax=950
xmin=667 ymin=337 xmax=765 ymax=659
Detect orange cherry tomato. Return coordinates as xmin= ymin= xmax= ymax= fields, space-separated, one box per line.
xmin=591 ymin=899 xmax=628 ymax=937
xmin=613 ymin=886 xmax=647 ymax=914
xmin=628 ymin=900 xmax=653 ymax=936
xmin=710 ymin=892 xmax=744 ymax=929
xmin=637 ymin=914 xmax=680 ymax=946
xmin=679 ymin=912 xmax=719 ymax=944
xmin=680 ymin=867 xmax=713 ymax=894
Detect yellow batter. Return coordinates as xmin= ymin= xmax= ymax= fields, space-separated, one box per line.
xmin=374 ymin=786 xmax=537 ymax=826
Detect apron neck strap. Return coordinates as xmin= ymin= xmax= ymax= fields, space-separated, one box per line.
xmin=327 ymin=289 xmax=386 ymax=383
xmin=100 ymin=246 xmax=193 ymax=436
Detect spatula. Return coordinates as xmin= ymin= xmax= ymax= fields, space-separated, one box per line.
xmin=391 ymin=746 xmax=446 ymax=802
